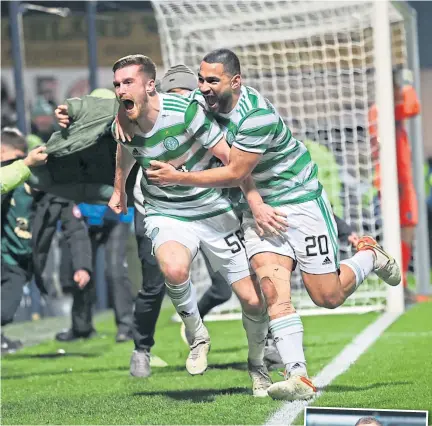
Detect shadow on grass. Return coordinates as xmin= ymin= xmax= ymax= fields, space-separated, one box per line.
xmin=133 ymin=386 xmax=250 ymax=402
xmin=210 ymin=346 xmax=246 ymax=354
xmin=2 ymin=361 xmax=248 ymax=381
xmin=151 ymin=362 xmax=248 ymax=375
xmin=323 ymin=381 xmax=411 ymax=392
xmin=4 ymin=352 xmax=101 ymax=360
xmin=208 ymin=361 xmax=248 ymax=371
xmin=1 ymin=364 xmax=129 ymax=380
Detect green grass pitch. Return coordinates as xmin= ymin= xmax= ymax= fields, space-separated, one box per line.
xmin=2 ymin=303 xmax=430 ymax=425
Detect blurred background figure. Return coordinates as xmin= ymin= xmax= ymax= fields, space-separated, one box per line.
xmin=426 ymin=158 xmax=432 ymax=267
xmin=369 ymin=67 xmax=421 ymax=304
xmin=1 ymin=128 xmax=34 ymax=352
xmin=30 ymin=96 xmax=58 ymax=143
xmin=54 ymin=202 xmax=135 ymax=343
xmin=1 ymin=81 xmax=17 ymax=129
xmin=1 ymin=128 xmax=91 ymax=353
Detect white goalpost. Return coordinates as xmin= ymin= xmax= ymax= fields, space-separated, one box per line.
xmin=151 ymin=0 xmax=406 ymax=316
xmin=373 ymin=0 xmax=404 ymax=314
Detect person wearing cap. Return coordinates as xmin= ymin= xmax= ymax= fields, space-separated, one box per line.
xmin=140 ymin=65 xmax=237 ymax=352
xmin=159 ymin=64 xmax=198 ymax=94
xmin=30 ymin=96 xmax=58 ymax=143
xmin=149 ymin=63 xmax=362 ymax=374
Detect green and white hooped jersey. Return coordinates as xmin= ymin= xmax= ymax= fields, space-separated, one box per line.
xmin=116 ymin=93 xmax=232 ymax=220
xmin=191 ymin=86 xmax=322 ymax=208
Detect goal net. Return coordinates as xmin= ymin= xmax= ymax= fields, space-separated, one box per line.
xmin=152 ymin=0 xmax=407 ymax=315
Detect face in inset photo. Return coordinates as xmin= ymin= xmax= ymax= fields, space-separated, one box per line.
xmin=305 ymin=407 xmax=428 ymax=426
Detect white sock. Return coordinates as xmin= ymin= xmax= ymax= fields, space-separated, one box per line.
xmin=165 ymin=278 xmax=204 ymax=339
xmin=242 ymin=310 xmax=269 ymax=367
xmin=341 ymin=250 xmax=375 ymax=289
xmin=269 ymin=313 xmax=306 ymax=374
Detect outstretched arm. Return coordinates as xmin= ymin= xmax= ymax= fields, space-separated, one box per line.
xmin=1 ymin=147 xmax=48 ymax=195
xmin=1 ymin=161 xmax=31 ymax=195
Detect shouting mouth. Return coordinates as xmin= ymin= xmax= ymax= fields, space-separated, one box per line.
xmin=122 ymin=99 xmax=135 ymax=113
xmin=204 ymin=95 xmax=218 ymax=109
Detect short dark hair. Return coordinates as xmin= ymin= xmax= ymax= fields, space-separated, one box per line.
xmin=355 ymin=416 xmax=383 ymax=426
xmin=202 ymin=49 xmax=241 ymax=76
xmin=1 ymin=127 xmax=28 ymax=154
xmin=112 ymin=54 xmax=157 ymax=80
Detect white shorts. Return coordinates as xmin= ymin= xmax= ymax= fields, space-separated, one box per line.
xmin=242 ymin=191 xmax=340 ymax=275
xmin=145 ymin=210 xmax=251 ymax=285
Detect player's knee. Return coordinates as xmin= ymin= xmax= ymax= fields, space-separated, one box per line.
xmin=162 ymin=263 xmax=190 ymax=285
xmin=302 ymin=272 xmax=343 ymax=309
xmin=261 ymin=281 xmax=295 ymax=318
xmin=311 ymin=293 xmax=341 ymax=309
xmin=322 ymin=298 xmax=340 ymax=309
xmin=255 ymin=264 xmax=293 ymax=318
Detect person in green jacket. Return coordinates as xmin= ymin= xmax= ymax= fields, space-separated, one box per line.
xmin=1 ymin=127 xmax=91 ymax=353
xmin=28 ymin=89 xmax=132 ymax=204
xmin=1 ymin=127 xmax=47 ymax=351
xmin=1 ymin=130 xmax=47 ymax=195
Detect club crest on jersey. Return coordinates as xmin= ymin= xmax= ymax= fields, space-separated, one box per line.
xmin=226 ymin=130 xmax=236 ymax=145
xmin=163 ymin=136 xmax=179 ymax=151
xmin=150 ymin=227 xmax=159 ymax=240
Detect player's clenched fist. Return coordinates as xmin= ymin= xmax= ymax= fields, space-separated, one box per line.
xmin=108 ymin=190 xmax=128 ymax=215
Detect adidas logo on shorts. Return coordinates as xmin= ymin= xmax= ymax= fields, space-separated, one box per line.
xmin=322 ymin=256 xmax=332 ymax=266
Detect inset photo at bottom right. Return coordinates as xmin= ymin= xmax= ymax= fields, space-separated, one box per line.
xmin=305 ymin=407 xmax=428 ymax=426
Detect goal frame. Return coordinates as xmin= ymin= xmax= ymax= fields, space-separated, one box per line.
xmin=151 ymin=0 xmax=427 ymax=316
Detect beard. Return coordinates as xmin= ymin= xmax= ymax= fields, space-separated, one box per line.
xmin=216 ymin=91 xmax=233 ymax=113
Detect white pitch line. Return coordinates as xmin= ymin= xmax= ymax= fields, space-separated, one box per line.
xmin=264 ymin=311 xmax=402 ymax=426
